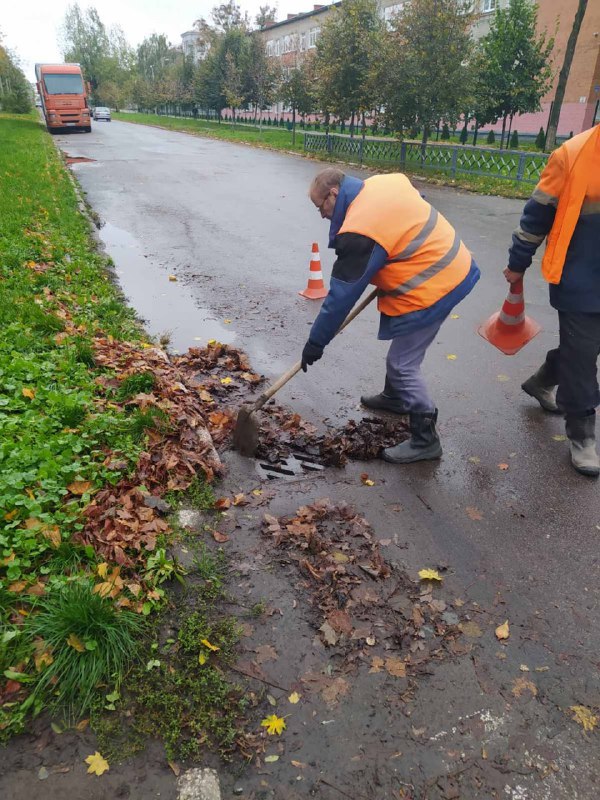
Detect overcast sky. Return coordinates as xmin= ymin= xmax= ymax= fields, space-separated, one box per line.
xmin=4 ymin=0 xmax=318 ymax=81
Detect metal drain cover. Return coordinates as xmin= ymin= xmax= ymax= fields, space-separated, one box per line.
xmin=256 ymin=453 xmax=325 ymax=481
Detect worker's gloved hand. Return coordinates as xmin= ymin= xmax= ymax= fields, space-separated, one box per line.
xmin=301 ymin=340 xmax=324 ymax=373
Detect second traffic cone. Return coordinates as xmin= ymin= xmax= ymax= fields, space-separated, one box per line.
xmin=299 ymin=242 xmax=328 ymax=300
xmin=478 ymin=278 xmax=541 ymax=355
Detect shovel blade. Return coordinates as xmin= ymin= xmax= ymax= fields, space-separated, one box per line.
xmin=232 ymin=404 xmax=260 ymax=457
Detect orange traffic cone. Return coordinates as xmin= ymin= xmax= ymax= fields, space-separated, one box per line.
xmin=299 ymin=243 xmax=328 ymax=300
xmin=478 ymin=278 xmax=541 ymax=355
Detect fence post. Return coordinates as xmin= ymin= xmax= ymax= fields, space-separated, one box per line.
xmin=359 ymin=136 xmax=364 ymax=164
xmin=327 ymin=134 xmax=332 ymax=154
xmin=516 ymin=153 xmax=525 ymax=183
xmin=400 ymin=141 xmax=406 ymax=168
xmin=451 ymin=146 xmax=458 ymax=178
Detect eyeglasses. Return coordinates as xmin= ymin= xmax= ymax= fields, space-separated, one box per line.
xmin=317 ymin=189 xmax=333 ymax=214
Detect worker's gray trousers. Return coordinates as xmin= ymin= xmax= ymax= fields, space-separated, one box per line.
xmin=385 ymin=318 xmax=444 ymax=413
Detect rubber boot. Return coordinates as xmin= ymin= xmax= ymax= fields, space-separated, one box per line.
xmin=521 ymin=364 xmax=560 ymax=413
xmin=565 ymin=413 xmax=600 ymax=477
xmin=361 ymin=377 xmax=409 ymax=415
xmin=383 ymin=409 xmax=442 ymax=464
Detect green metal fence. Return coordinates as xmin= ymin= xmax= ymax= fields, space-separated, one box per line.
xmin=304 ymin=132 xmax=549 ymax=184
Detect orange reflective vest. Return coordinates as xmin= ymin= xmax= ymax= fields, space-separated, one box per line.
xmin=541 ymin=124 xmax=600 ymax=284
xmin=338 ymin=174 xmax=472 ymax=316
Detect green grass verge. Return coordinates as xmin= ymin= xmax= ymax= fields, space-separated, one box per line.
xmin=113 ymin=111 xmax=535 ymax=198
xmin=92 ymin=543 xmax=248 ymax=762
xmin=0 ymin=112 xmax=148 ymax=736
xmin=113 ymin=111 xmax=306 ymax=154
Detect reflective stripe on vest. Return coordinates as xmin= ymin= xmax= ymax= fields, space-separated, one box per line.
xmin=338 ymin=175 xmax=471 ymax=316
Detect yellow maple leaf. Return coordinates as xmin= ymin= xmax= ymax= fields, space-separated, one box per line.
xmin=288 ymin=691 xmax=301 ymax=704
xmin=97 ymin=563 xmax=109 ymax=579
xmin=201 ymin=638 xmax=220 ymax=652
xmin=446 ymin=354 xmax=457 ymax=361
xmin=418 ymin=568 xmax=443 ymax=582
xmin=66 ymin=633 xmax=86 ymax=652
xmin=570 ymin=705 xmax=598 ymax=732
xmin=4 ymin=509 xmax=18 ymax=521
xmin=22 ymin=387 xmax=36 ymax=399
xmin=198 ymin=652 xmax=208 ymax=665
xmin=85 ymin=751 xmax=110 ymax=776
xmin=207 ymin=339 xmax=217 ymax=345
xmin=495 ymin=620 xmax=510 ymax=640
xmin=220 ymin=377 xmax=232 ymax=385
xmin=261 ymin=714 xmax=286 ymax=735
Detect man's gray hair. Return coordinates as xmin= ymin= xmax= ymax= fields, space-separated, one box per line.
xmin=310 ymin=167 xmax=345 ymax=198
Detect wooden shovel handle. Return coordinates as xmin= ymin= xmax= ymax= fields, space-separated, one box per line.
xmin=251 ymin=288 xmax=378 ymax=412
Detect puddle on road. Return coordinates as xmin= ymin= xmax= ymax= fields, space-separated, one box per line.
xmin=99 ymin=223 xmax=235 ymax=353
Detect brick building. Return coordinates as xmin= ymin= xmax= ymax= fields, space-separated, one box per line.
xmin=182 ymin=0 xmax=599 ymax=135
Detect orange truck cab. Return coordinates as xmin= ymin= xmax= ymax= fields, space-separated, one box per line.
xmin=35 ymin=63 xmax=92 ymax=134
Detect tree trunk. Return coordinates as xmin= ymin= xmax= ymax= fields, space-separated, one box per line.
xmin=546 ymin=0 xmax=588 ymax=151
xmin=507 ymin=114 xmax=514 ymax=148
xmin=435 ymin=119 xmax=440 ymax=141
xmin=500 ymin=114 xmax=507 ymax=150
xmin=350 ymin=111 xmax=355 ymax=138
xmin=361 ymin=112 xmax=366 ymax=140
xmin=473 ymin=120 xmax=479 ymax=146
xmin=292 ymin=106 xmax=296 ymax=147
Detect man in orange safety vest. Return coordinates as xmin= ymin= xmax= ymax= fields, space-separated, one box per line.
xmin=301 ymin=167 xmax=480 ymax=463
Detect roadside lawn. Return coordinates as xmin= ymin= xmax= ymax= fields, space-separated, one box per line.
xmin=114 ymin=111 xmax=535 ymax=199
xmin=0 ymin=114 xmax=249 ymax=755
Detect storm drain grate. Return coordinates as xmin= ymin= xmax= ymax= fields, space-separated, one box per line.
xmin=255 ymin=453 xmax=325 ymax=481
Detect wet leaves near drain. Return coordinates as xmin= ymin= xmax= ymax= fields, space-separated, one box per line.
xmin=253 ymin=406 xmax=409 ymax=467
xmin=262 ymin=499 xmax=466 ymax=695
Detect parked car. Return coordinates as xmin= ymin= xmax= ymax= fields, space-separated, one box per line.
xmin=93 ymin=106 xmax=111 ymax=121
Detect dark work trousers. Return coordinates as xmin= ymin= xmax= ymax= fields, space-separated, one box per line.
xmin=542 ymin=311 xmax=600 ymax=416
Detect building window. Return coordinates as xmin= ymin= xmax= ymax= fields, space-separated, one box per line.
xmin=309 ymin=27 xmax=320 ymax=48
xmin=299 ymin=33 xmax=307 ymax=51
xmin=275 ymin=39 xmax=281 ymax=56
xmin=266 ymin=40 xmax=274 ymax=56
xmin=481 ymin=0 xmax=496 ymax=12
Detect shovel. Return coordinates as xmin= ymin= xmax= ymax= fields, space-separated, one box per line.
xmin=233 ymin=287 xmax=378 ymax=457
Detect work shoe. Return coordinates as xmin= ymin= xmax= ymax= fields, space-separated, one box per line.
xmin=565 ymin=413 xmax=600 ymax=477
xmin=361 ymin=392 xmax=409 ymax=415
xmin=383 ymin=409 xmax=442 ymax=464
xmin=521 ymin=366 xmax=560 ymax=413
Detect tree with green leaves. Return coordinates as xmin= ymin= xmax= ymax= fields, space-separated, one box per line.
xmin=381 ymin=0 xmax=474 ymax=145
xmin=279 ymin=53 xmax=316 ymax=145
xmin=0 ymin=39 xmax=31 ymax=113
xmin=60 ymin=4 xmax=135 ymax=105
xmin=243 ymin=33 xmax=280 ymax=127
xmin=255 ymin=5 xmax=278 ymax=30
xmin=315 ymin=0 xmax=384 ymax=137
xmin=476 ymin=0 xmax=554 ymax=149
xmin=137 ymin=34 xmax=175 ymax=84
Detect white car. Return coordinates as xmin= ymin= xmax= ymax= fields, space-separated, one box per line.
xmin=93 ymin=107 xmax=111 ymax=121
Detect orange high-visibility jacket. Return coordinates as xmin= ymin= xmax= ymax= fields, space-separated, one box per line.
xmin=539 ymin=124 xmax=600 ymax=284
xmin=338 ymin=174 xmax=472 ymax=316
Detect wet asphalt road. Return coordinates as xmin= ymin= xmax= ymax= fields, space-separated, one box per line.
xmin=55 ymin=120 xmax=600 ymax=797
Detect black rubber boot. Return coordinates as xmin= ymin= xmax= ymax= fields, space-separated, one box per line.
xmin=361 ymin=377 xmax=409 ymax=415
xmin=565 ymin=413 xmax=600 ymax=477
xmin=521 ymin=364 xmax=560 ymax=413
xmin=382 ymin=409 xmax=442 ymax=464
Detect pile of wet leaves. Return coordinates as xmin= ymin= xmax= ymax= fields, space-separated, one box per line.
xmin=79 ymin=339 xmax=260 ymax=566
xmin=262 ymin=499 xmax=468 ymax=685
xmin=255 ymin=404 xmax=409 ymax=467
